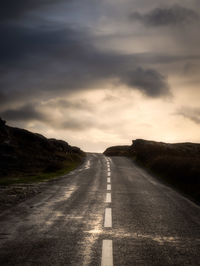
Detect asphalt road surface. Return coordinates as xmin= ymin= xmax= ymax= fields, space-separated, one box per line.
xmin=0 ymin=154 xmax=200 ymax=265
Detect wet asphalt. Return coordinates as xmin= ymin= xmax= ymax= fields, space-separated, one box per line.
xmin=0 ymin=153 xmax=200 ymax=265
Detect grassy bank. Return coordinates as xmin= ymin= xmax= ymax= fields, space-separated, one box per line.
xmin=0 ymin=118 xmax=86 ymax=185
xmin=0 ymin=159 xmax=83 ymax=186
xmin=104 ymin=139 xmax=200 ymax=203
xmin=135 ymin=155 xmax=200 ymax=203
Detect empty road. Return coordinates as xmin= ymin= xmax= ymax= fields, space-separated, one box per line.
xmin=0 ymin=154 xmax=200 ymax=265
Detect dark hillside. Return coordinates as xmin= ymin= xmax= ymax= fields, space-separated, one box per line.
xmin=103 ymin=145 xmax=130 ymax=157
xmin=104 ymin=139 xmax=200 ymax=203
xmin=0 ymin=118 xmax=85 ymax=180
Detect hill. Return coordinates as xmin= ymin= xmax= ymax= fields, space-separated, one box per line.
xmin=0 ymin=118 xmax=85 ymax=184
xmin=104 ymin=139 xmax=200 ymax=203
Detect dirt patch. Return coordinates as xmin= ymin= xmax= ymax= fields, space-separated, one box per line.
xmin=0 ymin=183 xmax=44 ymax=212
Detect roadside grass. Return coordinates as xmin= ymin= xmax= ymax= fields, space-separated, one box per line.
xmin=132 ymin=155 xmax=200 ymax=200
xmin=144 ymin=156 xmax=200 ymax=203
xmin=104 ymin=141 xmax=200 ymax=203
xmin=0 ymin=160 xmax=81 ymax=186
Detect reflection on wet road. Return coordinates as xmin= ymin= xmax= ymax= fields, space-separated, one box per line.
xmin=0 ymin=154 xmax=200 ymax=265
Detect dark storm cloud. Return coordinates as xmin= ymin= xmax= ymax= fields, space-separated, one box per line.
xmin=176 ymin=107 xmax=200 ymax=124
xmin=1 ymin=104 xmax=48 ymax=122
xmin=0 ymin=23 xmax=83 ymax=64
xmin=41 ymin=99 xmax=94 ymax=112
xmin=0 ymin=91 xmax=7 ymax=104
xmin=0 ymin=101 xmax=94 ymax=130
xmin=53 ymin=100 xmax=94 ymax=111
xmin=0 ymin=0 xmax=178 ymax=110
xmin=120 ymin=67 xmax=169 ymax=97
xmin=0 ymin=21 xmax=171 ymax=103
xmin=130 ymin=5 xmax=199 ymax=27
xmin=62 ymin=120 xmax=94 ymax=131
xmin=0 ymin=0 xmax=65 ymax=21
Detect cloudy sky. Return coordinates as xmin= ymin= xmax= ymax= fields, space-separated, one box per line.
xmin=1 ymin=0 xmax=200 ymax=151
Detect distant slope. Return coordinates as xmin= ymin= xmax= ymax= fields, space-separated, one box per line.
xmin=104 ymin=139 xmax=200 ymax=203
xmin=0 ymin=118 xmax=85 ymax=180
xmin=103 ymin=145 xmax=130 ymax=157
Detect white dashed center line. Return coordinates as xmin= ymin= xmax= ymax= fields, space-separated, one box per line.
xmin=101 ymin=240 xmax=113 ymax=266
xmin=85 ymin=160 xmax=90 ymax=169
xmin=106 ymin=193 xmax=112 ymax=203
xmin=102 ymin=157 xmax=113 ymax=266
xmin=107 ymin=184 xmax=111 ymax=191
xmin=104 ymin=208 xmax=112 ymax=227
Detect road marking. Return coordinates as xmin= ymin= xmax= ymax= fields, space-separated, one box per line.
xmin=101 ymin=240 xmax=113 ymax=266
xmin=107 ymin=172 xmax=111 ymax=177
xmin=85 ymin=160 xmax=90 ymax=169
xmin=107 ymin=177 xmax=111 ymax=183
xmin=106 ymin=193 xmax=111 ymax=203
xmin=107 ymin=184 xmax=111 ymax=191
xmin=104 ymin=208 xmax=112 ymax=227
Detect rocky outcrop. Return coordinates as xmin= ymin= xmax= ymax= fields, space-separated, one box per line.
xmin=103 ymin=145 xmax=131 ymax=157
xmin=130 ymin=139 xmax=200 ymax=161
xmin=0 ymin=118 xmax=85 ymax=177
xmin=104 ymin=138 xmax=200 ymax=202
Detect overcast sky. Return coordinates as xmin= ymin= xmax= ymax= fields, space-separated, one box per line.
xmin=1 ymin=0 xmax=200 ymax=151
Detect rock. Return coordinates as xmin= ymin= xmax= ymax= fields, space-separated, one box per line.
xmin=0 ymin=118 xmax=6 ymax=127
xmin=0 ymin=119 xmax=85 ymax=177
